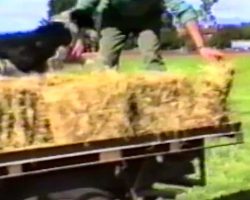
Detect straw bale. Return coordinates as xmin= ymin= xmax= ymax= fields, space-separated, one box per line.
xmin=126 ymin=73 xmax=195 ymax=136
xmin=42 ymin=71 xmax=134 ymax=144
xmin=0 ymin=77 xmax=53 ymax=150
xmin=125 ymin=62 xmax=234 ymax=135
xmin=189 ymin=63 xmax=235 ymax=128
xmin=0 ymin=62 xmax=235 ymax=150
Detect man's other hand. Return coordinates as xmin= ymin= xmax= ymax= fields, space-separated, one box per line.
xmin=198 ymin=47 xmax=225 ymax=62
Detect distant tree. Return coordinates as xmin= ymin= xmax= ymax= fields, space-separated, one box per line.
xmin=209 ymin=27 xmax=243 ymax=48
xmin=241 ymin=26 xmax=250 ymax=39
xmin=47 ymin=0 xmax=76 ymax=18
xmin=160 ymin=28 xmax=184 ymax=50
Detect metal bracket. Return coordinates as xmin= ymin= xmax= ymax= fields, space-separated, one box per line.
xmin=169 ymin=141 xmax=182 ymax=152
xmin=7 ymin=165 xmax=22 ymax=175
xmin=99 ymin=150 xmax=122 ymax=162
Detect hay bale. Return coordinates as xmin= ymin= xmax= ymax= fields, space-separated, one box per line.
xmin=127 ymin=73 xmax=195 ymax=136
xmin=125 ymin=62 xmax=234 ymax=135
xmin=189 ymin=63 xmax=235 ymax=127
xmin=42 ymin=71 xmax=134 ymax=144
xmin=0 ymin=77 xmax=53 ymax=150
xmin=0 ymin=62 xmax=235 ymax=150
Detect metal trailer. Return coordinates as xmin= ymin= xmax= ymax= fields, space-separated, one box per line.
xmin=0 ymin=122 xmax=243 ymax=200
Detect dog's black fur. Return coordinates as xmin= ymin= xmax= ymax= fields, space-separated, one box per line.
xmin=0 ymin=22 xmax=72 ymax=74
xmin=0 ymin=9 xmax=98 ymax=75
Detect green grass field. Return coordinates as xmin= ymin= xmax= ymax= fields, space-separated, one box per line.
xmin=119 ymin=53 xmax=250 ymax=200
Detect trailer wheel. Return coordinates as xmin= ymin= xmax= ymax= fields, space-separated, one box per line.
xmin=82 ymin=197 xmax=109 ymax=200
xmin=76 ymin=188 xmax=114 ymax=200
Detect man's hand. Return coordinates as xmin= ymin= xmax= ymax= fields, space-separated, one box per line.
xmin=69 ymin=39 xmax=84 ymax=59
xmin=198 ymin=47 xmax=224 ymax=62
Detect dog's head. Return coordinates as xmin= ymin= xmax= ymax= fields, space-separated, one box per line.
xmin=35 ymin=21 xmax=73 ymax=47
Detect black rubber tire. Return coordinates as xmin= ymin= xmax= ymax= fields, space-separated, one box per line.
xmin=82 ymin=197 xmax=109 ymax=200
xmin=76 ymin=188 xmax=114 ymax=200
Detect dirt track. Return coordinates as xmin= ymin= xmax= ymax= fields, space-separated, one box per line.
xmin=82 ymin=49 xmax=250 ymax=60
xmin=120 ymin=50 xmax=250 ymax=59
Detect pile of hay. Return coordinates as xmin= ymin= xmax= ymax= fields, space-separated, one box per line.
xmin=0 ymin=62 xmax=235 ymax=151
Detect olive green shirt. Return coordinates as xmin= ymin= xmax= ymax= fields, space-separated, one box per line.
xmin=74 ymin=0 xmax=198 ymax=26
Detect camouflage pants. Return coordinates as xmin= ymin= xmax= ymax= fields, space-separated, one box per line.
xmin=98 ymin=12 xmax=165 ymax=71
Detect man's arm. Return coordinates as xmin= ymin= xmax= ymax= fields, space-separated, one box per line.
xmin=164 ymin=0 xmax=224 ymax=61
xmin=164 ymin=0 xmax=205 ymax=49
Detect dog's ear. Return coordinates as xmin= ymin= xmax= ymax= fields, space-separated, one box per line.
xmin=39 ymin=18 xmax=50 ymax=26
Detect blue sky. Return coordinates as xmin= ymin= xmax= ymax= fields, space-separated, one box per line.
xmin=0 ymin=0 xmax=250 ymax=32
xmin=186 ymin=0 xmax=250 ymax=24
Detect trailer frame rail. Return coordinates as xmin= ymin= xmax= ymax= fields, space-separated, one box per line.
xmin=0 ymin=122 xmax=243 ymax=180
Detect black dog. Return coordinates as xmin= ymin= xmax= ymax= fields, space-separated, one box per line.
xmin=0 ymin=21 xmax=72 ymax=75
xmin=0 ymin=9 xmax=98 ymax=76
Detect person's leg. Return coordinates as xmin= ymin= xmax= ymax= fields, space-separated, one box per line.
xmin=137 ymin=28 xmax=165 ymax=71
xmin=98 ymin=27 xmax=128 ymax=70
xmin=136 ymin=16 xmax=165 ymax=71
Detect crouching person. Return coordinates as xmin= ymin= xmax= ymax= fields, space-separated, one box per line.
xmin=67 ymin=0 xmax=224 ymax=71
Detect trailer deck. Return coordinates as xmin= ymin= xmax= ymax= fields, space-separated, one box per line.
xmin=0 ymin=122 xmax=243 ymax=180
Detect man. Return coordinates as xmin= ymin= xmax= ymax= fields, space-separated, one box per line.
xmin=67 ymin=0 xmax=224 ymax=71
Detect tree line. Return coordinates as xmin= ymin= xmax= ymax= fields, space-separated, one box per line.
xmin=159 ymin=25 xmax=250 ymax=51
xmin=47 ymin=0 xmax=76 ymax=18
xmin=209 ymin=26 xmax=250 ymax=48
